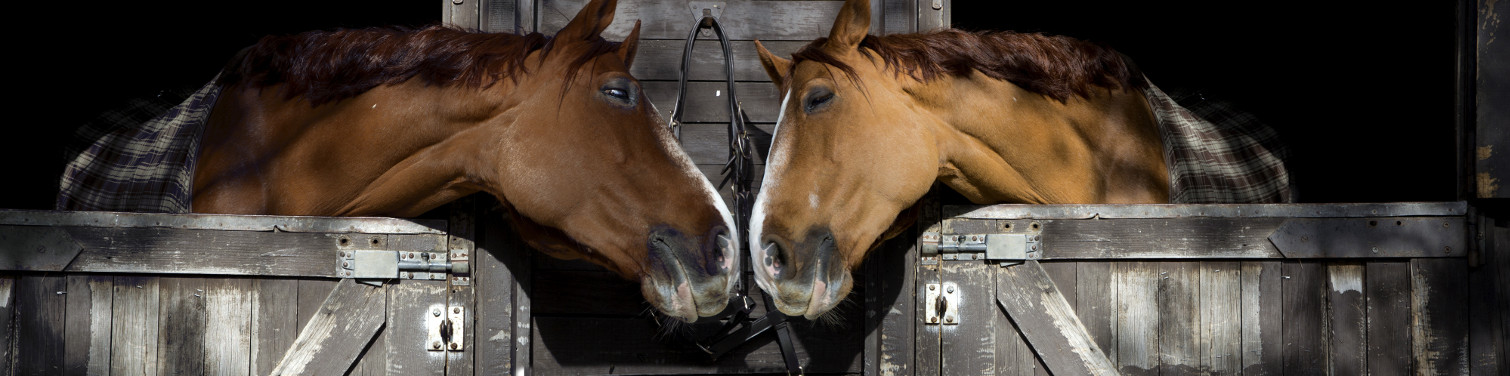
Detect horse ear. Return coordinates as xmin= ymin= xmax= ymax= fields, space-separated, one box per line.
xmin=824 ymin=0 xmax=871 ymax=50
xmin=617 ymin=20 xmax=641 ymax=69
xmin=557 ymin=0 xmax=618 ymax=41
xmin=754 ymin=40 xmax=792 ymax=88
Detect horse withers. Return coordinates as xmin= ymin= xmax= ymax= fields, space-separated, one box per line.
xmin=62 ymin=0 xmax=738 ymax=322
xmin=746 ymin=0 xmax=1291 ymax=319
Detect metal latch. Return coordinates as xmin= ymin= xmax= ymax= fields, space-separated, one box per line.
xmin=337 ymin=250 xmax=471 ymax=282
xmin=921 ymin=232 xmax=1042 ymax=264
xmin=426 ymin=304 xmax=465 ymax=352
xmin=924 ymin=282 xmax=959 ymax=325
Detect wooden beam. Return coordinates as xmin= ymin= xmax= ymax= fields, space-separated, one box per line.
xmin=994 ymin=261 xmax=1117 ymax=375
xmin=270 ymin=279 xmax=386 ymax=376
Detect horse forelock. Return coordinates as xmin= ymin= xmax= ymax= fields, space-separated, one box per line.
xmin=217 ymin=25 xmax=626 ymax=105
xmin=788 ymin=29 xmax=1146 ymax=102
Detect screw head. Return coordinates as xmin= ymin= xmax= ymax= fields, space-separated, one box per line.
xmin=946 ymin=286 xmax=955 ymax=293
xmin=449 ymin=343 xmax=458 ymax=350
xmin=453 ymin=307 xmax=461 ymax=314
xmin=929 ymin=285 xmax=936 ymax=291
xmin=433 ymin=308 xmax=442 ymax=316
xmin=945 ymin=316 xmax=954 ymax=323
xmin=433 ymin=341 xmax=442 ymax=349
xmin=929 ymin=317 xmax=938 ymax=323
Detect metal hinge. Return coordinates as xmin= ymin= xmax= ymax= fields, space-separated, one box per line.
xmin=924 ymin=282 xmax=960 ymax=325
xmin=337 ymin=250 xmax=471 ymax=284
xmin=426 ymin=304 xmax=465 ymax=352
xmin=921 ymin=232 xmax=1042 ymax=265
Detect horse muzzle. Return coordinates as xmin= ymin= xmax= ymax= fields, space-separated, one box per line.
xmin=641 ymin=226 xmax=737 ymax=322
xmin=755 ymin=231 xmax=851 ymax=320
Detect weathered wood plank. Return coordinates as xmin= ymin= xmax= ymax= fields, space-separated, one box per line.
xmin=1365 ymin=261 xmax=1412 ymax=374
xmin=539 ymin=0 xmax=844 ymax=40
xmin=0 ymin=274 xmax=18 ymax=376
xmin=479 ymin=0 xmax=517 ymax=33
xmin=882 ymin=0 xmax=915 ymax=34
xmin=63 ymin=275 xmax=112 ymax=376
xmin=474 ymin=211 xmax=515 ymax=375
xmin=204 ymin=279 xmax=255 ymax=376
xmin=445 ymin=201 xmax=477 ymax=375
xmin=632 ymin=40 xmax=806 ymax=82
xmin=1240 ymin=261 xmax=1282 ymax=375
xmin=385 ymin=280 xmax=447 ymax=376
xmin=1282 ymin=262 xmax=1326 ymax=375
xmin=0 ymin=209 xmax=447 ymax=234
xmin=872 ymin=219 xmax=916 ymax=376
xmin=995 ymin=261 xmax=1116 ymax=375
xmin=347 ymin=321 xmax=386 ymax=376
xmin=0 ymin=226 xmax=83 ymax=271
xmin=1113 ymin=262 xmax=1158 ymax=375
xmin=679 ymin=123 xmax=775 ymax=166
xmin=1326 ymin=264 xmax=1366 ymax=375
xmin=939 ymin=260 xmax=995 ymax=376
xmin=251 ymin=279 xmax=298 ymax=376
xmin=270 ymin=279 xmax=385 ymax=376
xmin=442 ymin=0 xmax=480 ymax=29
xmin=917 ymin=0 xmax=947 ymax=31
xmin=915 ymin=189 xmax=943 ymax=376
xmin=1024 ymin=218 xmax=1285 ymax=259
xmin=1158 ymin=262 xmax=1200 ymax=375
xmin=1200 ymin=262 xmax=1241 ymax=375
xmin=112 ymin=276 xmax=161 ymax=376
xmin=950 ymin=202 xmax=1468 ymax=220
xmin=296 ymin=279 xmax=338 ymax=334
xmin=156 ymin=277 xmax=207 ymax=376
xmin=61 ymin=227 xmax=343 ymax=277
xmin=15 ymin=274 xmax=65 ymax=375
xmin=994 ymin=284 xmax=1034 ymax=376
xmin=1269 ymin=217 xmax=1468 ymax=258
xmin=1473 ymin=219 xmax=1510 ymax=376
xmin=1410 ymin=258 xmax=1469 ymax=374
xmin=643 ymin=81 xmax=783 ymax=124
xmin=1075 ymin=262 xmax=1114 ymax=366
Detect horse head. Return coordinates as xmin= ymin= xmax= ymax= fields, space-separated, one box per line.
xmin=193 ymin=0 xmax=738 ymax=322
xmin=746 ymin=0 xmax=1166 ymax=319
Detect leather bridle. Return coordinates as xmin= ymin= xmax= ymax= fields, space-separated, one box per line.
xmin=665 ymin=13 xmax=804 ymax=376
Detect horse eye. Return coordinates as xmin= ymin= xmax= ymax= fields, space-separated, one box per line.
xmin=604 ymin=88 xmax=629 ymax=100
xmin=803 ymin=89 xmax=835 ymax=113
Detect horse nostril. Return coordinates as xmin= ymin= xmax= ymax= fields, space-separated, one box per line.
xmin=762 ymin=242 xmax=785 ymax=271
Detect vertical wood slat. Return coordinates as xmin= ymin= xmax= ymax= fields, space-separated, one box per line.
xmin=1200 ymin=262 xmax=1240 ymax=375
xmin=914 ymin=191 xmax=943 ymax=376
xmin=1282 ymin=262 xmax=1327 ymax=375
xmin=65 ymin=276 xmax=113 ymax=376
xmin=994 ymin=287 xmax=1033 ymax=376
xmin=1470 ymin=219 xmax=1509 ymax=376
xmin=1240 ymin=261 xmax=1283 ymax=375
xmin=204 ymin=279 xmax=255 ymax=376
xmin=0 ymin=274 xmax=16 ymax=376
xmin=386 ymin=280 xmax=447 ymax=376
xmin=509 ymin=218 xmax=534 ymax=376
xmin=1365 ymin=262 xmax=1412 ymax=374
xmin=868 ymin=224 xmax=916 ymax=376
xmin=252 ymin=279 xmax=298 ymax=376
xmin=939 ymin=261 xmax=995 ymax=376
xmin=446 ymin=200 xmax=478 ymax=375
xmin=1157 ymin=262 xmax=1199 ymax=375
xmin=1326 ymin=264 xmax=1366 ymax=375
xmin=1410 ymin=258 xmax=1470 ymax=374
xmin=994 ymin=261 xmax=1116 ymax=375
xmin=1113 ymin=262 xmax=1158 ymax=375
xmin=16 ymin=274 xmax=65 ymax=375
xmin=271 ymin=279 xmax=386 ymax=376
xmin=112 ymin=276 xmax=161 ymax=376
xmin=156 ymin=277 xmax=206 ymax=376
xmin=475 ymin=211 xmax=516 ymax=375
xmin=1075 ymin=262 xmax=1113 ymax=367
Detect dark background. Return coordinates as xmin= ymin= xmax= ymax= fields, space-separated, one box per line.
xmin=4 ymin=1 xmax=1462 ymax=209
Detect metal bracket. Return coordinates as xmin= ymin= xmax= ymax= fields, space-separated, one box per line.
xmin=337 ymin=250 xmax=466 ymax=282
xmin=921 ymin=232 xmax=1042 ymax=264
xmin=924 ymin=282 xmax=960 ymax=325
xmin=425 ymin=304 xmax=465 ymax=352
xmin=687 ymin=1 xmax=725 ymax=21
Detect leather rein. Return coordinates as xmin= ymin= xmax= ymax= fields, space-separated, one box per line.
xmin=664 ymin=14 xmax=804 ymax=376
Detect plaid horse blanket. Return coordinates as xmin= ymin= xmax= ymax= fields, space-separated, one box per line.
xmin=1144 ymin=83 xmax=1295 ymax=203
xmin=56 ymin=79 xmax=222 ymax=213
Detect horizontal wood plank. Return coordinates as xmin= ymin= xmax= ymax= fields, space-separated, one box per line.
xmin=632 ymin=39 xmax=807 ymax=82
xmin=644 ymin=80 xmax=784 ymax=124
xmin=540 ymin=0 xmax=843 ymax=40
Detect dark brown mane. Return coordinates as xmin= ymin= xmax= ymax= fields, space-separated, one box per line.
xmin=790 ymin=29 xmax=1145 ymax=102
xmin=217 ymin=25 xmax=622 ymax=105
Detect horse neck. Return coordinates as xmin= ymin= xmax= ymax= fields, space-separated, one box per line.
xmin=913 ymin=72 xmax=1168 ymax=204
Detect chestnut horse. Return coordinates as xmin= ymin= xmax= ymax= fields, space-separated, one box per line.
xmin=65 ymin=0 xmax=737 ymax=322
xmin=747 ymin=0 xmax=1291 ymax=318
